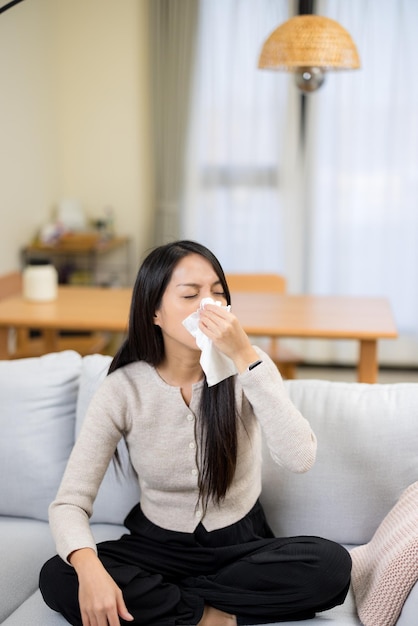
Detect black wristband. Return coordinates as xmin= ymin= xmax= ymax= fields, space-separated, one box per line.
xmin=248 ymin=359 xmax=262 ymax=371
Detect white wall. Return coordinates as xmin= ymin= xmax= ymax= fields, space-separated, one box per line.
xmin=0 ymin=0 xmax=154 ymax=280
xmin=0 ymin=0 xmax=59 ymax=272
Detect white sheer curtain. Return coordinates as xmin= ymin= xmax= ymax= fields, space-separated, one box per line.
xmin=182 ymin=0 xmax=299 ymax=273
xmin=179 ymin=0 xmax=418 ymax=366
xmin=303 ymin=0 xmax=418 ymax=365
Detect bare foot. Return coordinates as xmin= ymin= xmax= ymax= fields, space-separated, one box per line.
xmin=197 ymin=605 xmax=237 ymax=626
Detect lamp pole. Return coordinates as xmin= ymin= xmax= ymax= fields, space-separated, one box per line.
xmin=297 ymin=0 xmax=315 ymax=294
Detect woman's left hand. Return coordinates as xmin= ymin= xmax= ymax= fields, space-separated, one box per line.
xmin=198 ymin=303 xmax=259 ymax=373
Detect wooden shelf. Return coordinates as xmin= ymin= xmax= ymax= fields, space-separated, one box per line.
xmin=22 ymin=235 xmax=131 ymax=286
xmin=24 ymin=235 xmax=129 ymax=255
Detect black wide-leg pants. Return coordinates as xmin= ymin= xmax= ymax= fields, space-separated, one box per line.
xmin=39 ymin=500 xmax=352 ymax=626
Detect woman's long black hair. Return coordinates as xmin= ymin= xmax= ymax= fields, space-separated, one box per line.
xmin=109 ymin=240 xmax=238 ymax=509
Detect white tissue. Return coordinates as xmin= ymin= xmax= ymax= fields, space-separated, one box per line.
xmin=182 ymin=297 xmax=238 ymax=386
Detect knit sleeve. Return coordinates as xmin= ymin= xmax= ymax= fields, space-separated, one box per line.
xmin=238 ymin=348 xmax=317 ymax=473
xmin=49 ymin=370 xmax=128 ymax=563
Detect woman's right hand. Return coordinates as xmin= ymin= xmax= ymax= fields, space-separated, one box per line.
xmin=70 ymin=548 xmax=134 ymax=626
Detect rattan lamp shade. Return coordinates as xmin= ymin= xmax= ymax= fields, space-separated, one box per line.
xmin=258 ymin=14 xmax=360 ymax=72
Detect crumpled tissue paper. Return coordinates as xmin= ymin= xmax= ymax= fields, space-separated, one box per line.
xmin=182 ymin=297 xmax=238 ymax=386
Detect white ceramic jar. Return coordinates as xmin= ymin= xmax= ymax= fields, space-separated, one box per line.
xmin=23 ymin=260 xmax=58 ymax=302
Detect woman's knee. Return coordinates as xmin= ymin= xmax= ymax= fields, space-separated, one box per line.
xmin=39 ymin=555 xmax=78 ymax=611
xmin=39 ymin=556 xmax=60 ymax=606
xmin=314 ymin=538 xmax=352 ymax=600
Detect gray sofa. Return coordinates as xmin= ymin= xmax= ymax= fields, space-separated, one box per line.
xmin=1 ymin=350 xmax=417 ymax=626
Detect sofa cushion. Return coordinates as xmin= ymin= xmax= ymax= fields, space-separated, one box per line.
xmin=0 ymin=517 xmax=56 ymax=623
xmin=1 ymin=590 xmax=68 ymax=626
xmin=76 ymin=354 xmax=141 ymax=525
xmin=0 ymin=351 xmax=81 ymax=521
xmin=1 ymin=587 xmax=360 ymax=626
xmin=261 ymin=380 xmax=418 ymax=546
xmin=0 ymin=521 xmax=127 ymax=626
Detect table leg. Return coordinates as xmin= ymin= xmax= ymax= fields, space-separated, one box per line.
xmin=0 ymin=327 xmax=9 ymax=359
xmin=358 ymin=340 xmax=378 ymax=383
xmin=43 ymin=329 xmax=59 ymax=353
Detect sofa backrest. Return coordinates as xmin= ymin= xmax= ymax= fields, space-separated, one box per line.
xmin=2 ymin=350 xmax=417 ymax=549
xmin=261 ymin=379 xmax=418 ymax=546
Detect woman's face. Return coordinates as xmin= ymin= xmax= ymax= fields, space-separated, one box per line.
xmin=154 ymin=253 xmax=227 ymax=354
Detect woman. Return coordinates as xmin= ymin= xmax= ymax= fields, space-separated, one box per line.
xmin=40 ymin=240 xmax=351 ymax=626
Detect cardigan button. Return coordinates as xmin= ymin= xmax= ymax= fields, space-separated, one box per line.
xmin=189 ymin=442 xmax=196 ymax=449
